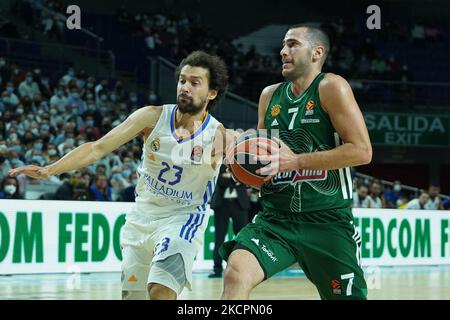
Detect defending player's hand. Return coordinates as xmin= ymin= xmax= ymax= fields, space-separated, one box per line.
xmin=9 ymin=165 xmax=51 ymax=179
xmin=254 ymin=137 xmax=299 ymax=180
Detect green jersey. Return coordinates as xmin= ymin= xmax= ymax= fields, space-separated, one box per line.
xmin=261 ymin=73 xmax=353 ymax=214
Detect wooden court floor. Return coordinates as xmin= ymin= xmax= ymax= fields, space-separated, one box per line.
xmin=1 ymin=266 xmax=449 ymax=300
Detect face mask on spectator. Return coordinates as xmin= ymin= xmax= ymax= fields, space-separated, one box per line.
xmin=100 ymin=95 xmax=108 ymax=101
xmin=6 ymin=86 xmax=14 ymax=94
xmin=34 ymin=142 xmax=43 ymax=150
xmin=87 ymin=83 xmax=94 ymax=89
xmin=87 ymin=93 xmax=94 ymax=100
xmin=132 ymin=178 xmax=138 ymax=185
xmin=66 ymin=138 xmax=75 ymax=147
xmin=9 ymin=133 xmax=18 ymax=141
xmin=149 ymin=94 xmax=157 ymax=102
xmin=17 ymin=108 xmax=24 ymax=114
xmin=26 ymin=77 xmax=33 ymax=84
xmin=27 ymin=114 xmax=34 ymax=120
xmin=41 ymin=124 xmax=50 ymax=131
xmin=37 ymin=109 xmax=44 ymax=116
xmin=111 ymin=94 xmax=117 ymax=102
xmin=49 ymin=109 xmax=57 ymax=115
xmin=57 ymin=90 xmax=64 ymax=97
xmin=88 ymin=104 xmax=96 ymax=111
xmin=48 ymin=149 xmax=57 ymax=156
xmin=122 ymin=169 xmax=131 ymax=178
xmin=130 ymin=96 xmax=137 ymax=103
xmin=68 ymin=70 xmax=75 ymax=77
xmin=78 ymin=140 xmax=86 ymax=145
xmin=0 ymin=59 xmax=5 ymax=67
xmin=71 ymin=92 xmax=80 ymax=99
xmin=31 ymin=128 xmax=39 ymax=136
xmin=42 ymin=79 xmax=49 ymax=86
xmin=394 ymin=184 xmax=402 ymax=192
xmin=4 ymin=184 xmax=16 ymax=195
xmin=86 ymin=120 xmax=94 ymax=127
xmin=100 ymin=107 xmax=108 ymax=113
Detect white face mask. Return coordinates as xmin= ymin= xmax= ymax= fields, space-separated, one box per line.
xmin=393 ymin=184 xmax=402 ymax=192
xmin=4 ymin=184 xmax=16 ymax=195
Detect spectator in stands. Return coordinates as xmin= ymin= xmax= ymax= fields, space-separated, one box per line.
xmin=406 ymin=192 xmax=430 ymax=210
xmin=384 ymin=180 xmax=403 ymax=208
xmin=89 ymin=174 xmax=112 ymax=201
xmin=0 ymin=176 xmax=22 ymax=199
xmin=425 ymin=184 xmax=443 ymax=210
xmin=368 ymin=181 xmax=384 ymax=208
xmin=2 ymin=82 xmax=20 ymax=107
xmin=148 ymin=90 xmax=162 ymax=105
xmin=353 ymin=184 xmax=372 ymax=208
xmin=18 ymin=72 xmax=41 ymax=99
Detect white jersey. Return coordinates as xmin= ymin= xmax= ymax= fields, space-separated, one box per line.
xmin=134 ymin=104 xmax=222 ymax=216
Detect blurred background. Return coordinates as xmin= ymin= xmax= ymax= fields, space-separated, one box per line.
xmin=0 ymin=0 xmax=449 ymax=209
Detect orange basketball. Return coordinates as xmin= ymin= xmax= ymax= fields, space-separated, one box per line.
xmin=226 ymin=131 xmax=278 ymax=189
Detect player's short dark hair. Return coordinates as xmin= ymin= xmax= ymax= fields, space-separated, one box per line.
xmin=288 ymin=24 xmax=330 ymax=65
xmin=175 ymin=51 xmax=229 ymax=111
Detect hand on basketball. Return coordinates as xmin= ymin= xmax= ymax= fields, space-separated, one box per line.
xmin=9 ymin=165 xmax=51 ymax=179
xmin=254 ymin=137 xmax=299 ymax=181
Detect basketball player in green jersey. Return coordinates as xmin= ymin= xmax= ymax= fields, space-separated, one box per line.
xmin=220 ymin=24 xmax=372 ymax=300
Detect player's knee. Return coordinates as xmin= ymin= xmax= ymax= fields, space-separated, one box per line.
xmin=223 ymin=262 xmax=245 ymax=288
xmin=147 ymin=283 xmax=177 ymax=300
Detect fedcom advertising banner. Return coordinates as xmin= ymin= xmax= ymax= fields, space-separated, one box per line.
xmin=0 ymin=201 xmax=449 ymax=274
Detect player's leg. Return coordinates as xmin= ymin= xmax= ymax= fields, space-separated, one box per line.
xmin=220 ymin=212 xmax=296 ymax=299
xmin=121 ymin=220 xmax=153 ymax=300
xmin=147 ymin=213 xmax=209 ymax=299
xmin=296 ymin=208 xmax=367 ymax=300
xmin=221 ymin=248 xmax=264 ymax=299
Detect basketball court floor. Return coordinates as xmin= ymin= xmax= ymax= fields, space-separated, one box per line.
xmin=1 ymin=266 xmax=449 ymax=299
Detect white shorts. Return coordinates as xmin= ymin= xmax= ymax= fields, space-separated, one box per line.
xmin=121 ymin=209 xmax=209 ymax=295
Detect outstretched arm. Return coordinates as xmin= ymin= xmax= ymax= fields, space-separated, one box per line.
xmin=9 ymin=106 xmax=162 ymax=179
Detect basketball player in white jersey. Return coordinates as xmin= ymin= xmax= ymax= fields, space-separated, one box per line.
xmin=9 ymin=51 xmax=236 ymax=300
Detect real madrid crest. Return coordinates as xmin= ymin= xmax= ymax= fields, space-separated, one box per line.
xmin=271 ymin=104 xmax=282 ymax=117
xmin=150 ymin=136 xmax=160 ymax=152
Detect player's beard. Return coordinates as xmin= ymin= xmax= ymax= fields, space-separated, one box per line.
xmin=177 ymin=94 xmax=207 ymax=115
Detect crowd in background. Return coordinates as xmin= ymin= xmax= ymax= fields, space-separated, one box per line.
xmin=1 ymin=2 xmax=449 ymax=209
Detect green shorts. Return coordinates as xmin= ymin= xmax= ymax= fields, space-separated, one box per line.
xmin=219 ymin=207 xmax=368 ymax=300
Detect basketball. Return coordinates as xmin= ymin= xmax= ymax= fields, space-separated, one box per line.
xmin=226 ymin=131 xmax=279 ymax=189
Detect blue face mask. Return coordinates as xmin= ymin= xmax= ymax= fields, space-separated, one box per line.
xmin=88 ymin=104 xmax=96 ymax=111
xmin=101 ymin=95 xmax=108 ymax=101
xmin=26 ymin=77 xmax=33 ymax=83
xmin=122 ymin=169 xmax=132 ymax=178
xmin=87 ymin=94 xmax=94 ymax=100
xmin=87 ymin=83 xmax=94 ymax=89
xmin=130 ymin=96 xmax=137 ymax=103
xmin=6 ymin=86 xmax=14 ymax=94
xmin=41 ymin=124 xmax=50 ymax=131
xmin=57 ymin=90 xmax=64 ymax=97
xmin=111 ymin=94 xmax=117 ymax=102
xmin=86 ymin=120 xmax=94 ymax=127
xmin=71 ymin=93 xmax=80 ymax=99
xmin=34 ymin=143 xmax=43 ymax=150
